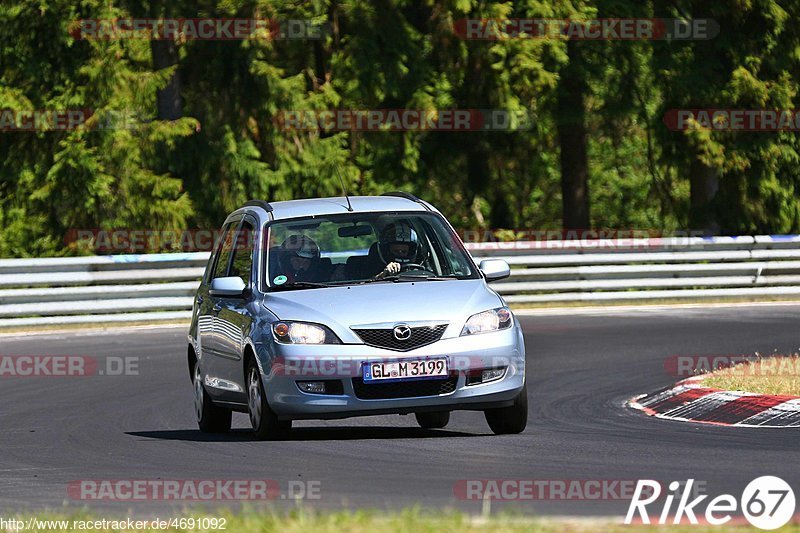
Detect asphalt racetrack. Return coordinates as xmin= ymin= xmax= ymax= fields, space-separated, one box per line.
xmin=1 ymin=303 xmax=798 ymax=517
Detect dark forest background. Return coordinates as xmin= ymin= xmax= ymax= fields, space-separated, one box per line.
xmin=1 ymin=1 xmax=799 ymax=256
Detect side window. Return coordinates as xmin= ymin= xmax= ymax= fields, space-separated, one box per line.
xmin=205 ymin=221 xmax=233 ymax=283
xmin=229 ymin=220 xmax=255 ymax=283
xmin=211 ymin=221 xmax=237 ymax=280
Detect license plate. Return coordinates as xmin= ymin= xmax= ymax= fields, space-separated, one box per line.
xmin=362 ymin=357 xmax=448 ymax=383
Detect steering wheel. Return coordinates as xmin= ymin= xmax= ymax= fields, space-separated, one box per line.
xmin=399 ymin=263 xmax=432 ymax=274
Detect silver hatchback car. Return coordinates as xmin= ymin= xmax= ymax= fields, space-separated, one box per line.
xmin=188 ymin=193 xmax=527 ymax=439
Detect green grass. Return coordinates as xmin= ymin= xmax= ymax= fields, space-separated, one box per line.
xmin=703 ymin=355 xmax=800 ymax=396
xmin=5 ymin=508 xmax=798 ymax=532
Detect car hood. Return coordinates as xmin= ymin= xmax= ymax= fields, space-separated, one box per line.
xmin=262 ymin=279 xmax=501 ymax=340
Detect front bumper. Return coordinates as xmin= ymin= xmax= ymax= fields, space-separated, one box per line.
xmin=257 ymin=326 xmax=526 ymax=420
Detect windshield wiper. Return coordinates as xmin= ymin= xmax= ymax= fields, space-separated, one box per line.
xmin=267 ymin=281 xmax=332 ymax=291
xmin=355 ymin=274 xmax=459 ymax=284
xmin=353 ymin=276 xmax=400 ymax=285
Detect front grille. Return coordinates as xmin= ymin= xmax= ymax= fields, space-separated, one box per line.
xmin=353 ymin=324 xmax=447 ymax=351
xmin=352 ymin=376 xmax=458 ymax=400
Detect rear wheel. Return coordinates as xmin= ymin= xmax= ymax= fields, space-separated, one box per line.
xmin=193 ymin=364 xmax=231 ymax=433
xmin=247 ymin=360 xmax=291 ymax=440
xmin=484 ymin=384 xmax=528 ymax=435
xmin=415 ymin=411 xmax=450 ymax=429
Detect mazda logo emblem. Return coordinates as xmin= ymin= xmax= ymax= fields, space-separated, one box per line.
xmin=393 ymin=324 xmax=412 ymax=341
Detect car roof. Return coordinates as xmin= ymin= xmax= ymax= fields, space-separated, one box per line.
xmin=236 ymin=195 xmax=434 ymax=221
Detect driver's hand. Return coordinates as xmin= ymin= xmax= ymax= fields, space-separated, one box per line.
xmin=382 ymin=262 xmax=400 ymax=276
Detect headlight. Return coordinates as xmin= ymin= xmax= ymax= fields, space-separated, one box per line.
xmin=272 ymin=322 xmax=341 ymax=344
xmin=460 ymin=307 xmax=513 ymax=336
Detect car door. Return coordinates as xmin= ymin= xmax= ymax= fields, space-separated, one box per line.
xmin=203 ymin=217 xmax=242 ymax=396
xmin=197 ymin=221 xmax=236 ymax=365
xmin=213 ymin=217 xmax=258 ymax=401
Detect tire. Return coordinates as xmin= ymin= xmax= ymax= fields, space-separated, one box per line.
xmin=193 ymin=363 xmax=232 ymax=433
xmin=484 ymin=384 xmax=528 ymax=435
xmin=415 ymin=411 xmax=450 ymax=429
xmin=247 ymin=359 xmax=291 ymax=440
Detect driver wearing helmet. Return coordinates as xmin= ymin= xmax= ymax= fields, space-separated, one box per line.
xmin=278 ymin=234 xmax=321 ymax=283
xmin=374 ymin=221 xmax=420 ymax=279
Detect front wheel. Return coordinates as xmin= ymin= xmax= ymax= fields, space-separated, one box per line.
xmin=484 ymin=384 xmax=528 ymax=435
xmin=415 ymin=411 xmax=450 ymax=429
xmin=193 ymin=364 xmax=231 ymax=433
xmin=247 ymin=361 xmax=291 ymax=440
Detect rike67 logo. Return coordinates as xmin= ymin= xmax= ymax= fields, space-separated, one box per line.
xmin=626 ymin=477 xmax=796 ymax=530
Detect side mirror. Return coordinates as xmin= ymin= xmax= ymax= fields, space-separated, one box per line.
xmin=479 ymin=259 xmax=511 ymax=282
xmin=209 ymin=276 xmax=247 ymax=297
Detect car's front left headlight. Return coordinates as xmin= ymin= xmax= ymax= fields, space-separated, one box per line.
xmin=460 ymin=306 xmax=513 ymax=336
xmin=272 ymin=321 xmax=341 ymax=344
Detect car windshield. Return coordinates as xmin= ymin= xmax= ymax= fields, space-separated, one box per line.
xmin=265 ymin=212 xmax=479 ymax=289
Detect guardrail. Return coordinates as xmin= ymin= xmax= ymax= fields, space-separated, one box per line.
xmin=0 ymin=253 xmax=208 ymax=328
xmin=2 ymin=236 xmax=800 ymax=327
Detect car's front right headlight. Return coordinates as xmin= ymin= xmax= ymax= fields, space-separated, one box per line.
xmin=460 ymin=307 xmax=513 ymax=336
xmin=272 ymin=321 xmax=341 ymax=344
